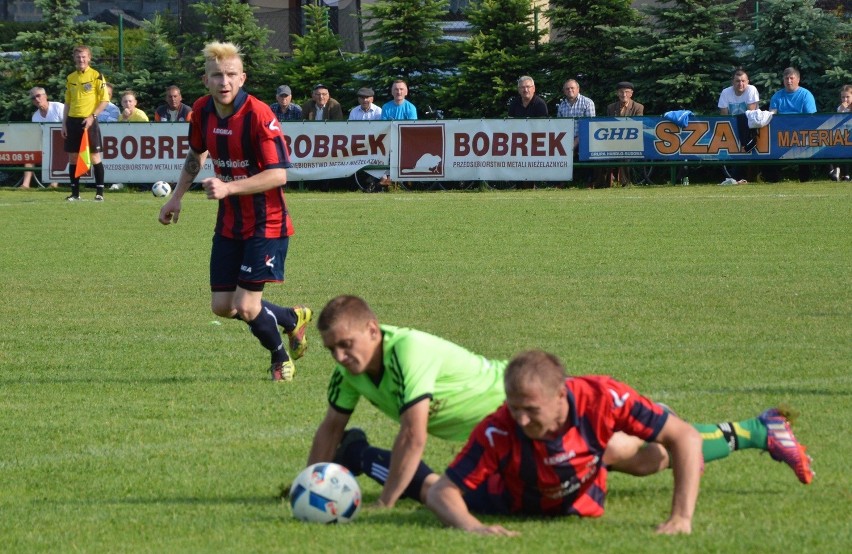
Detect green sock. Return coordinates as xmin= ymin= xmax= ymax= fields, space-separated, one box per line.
xmin=692 ymin=417 xmax=769 ymax=463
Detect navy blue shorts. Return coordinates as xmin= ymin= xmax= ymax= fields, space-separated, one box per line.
xmin=210 ymin=235 xmax=289 ymax=292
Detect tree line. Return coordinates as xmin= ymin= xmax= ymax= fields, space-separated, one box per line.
xmin=1 ymin=0 xmax=849 ymax=122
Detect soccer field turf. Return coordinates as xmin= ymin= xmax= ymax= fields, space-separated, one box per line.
xmin=1 ymin=184 xmax=849 ymax=552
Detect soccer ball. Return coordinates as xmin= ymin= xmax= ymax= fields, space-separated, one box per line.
xmin=290 ymin=462 xmax=361 ymax=524
xmin=151 ymin=181 xmax=172 ymax=197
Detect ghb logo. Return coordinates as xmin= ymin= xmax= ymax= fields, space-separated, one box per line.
xmin=593 ymin=127 xmax=640 ymax=140
xmin=397 ymin=124 xmax=445 ymax=178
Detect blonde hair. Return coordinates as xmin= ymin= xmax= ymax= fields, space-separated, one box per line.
xmin=202 ymin=41 xmax=242 ymax=64
xmin=317 ymin=295 xmax=378 ymax=333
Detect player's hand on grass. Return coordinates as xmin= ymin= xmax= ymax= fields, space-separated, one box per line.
xmin=202 ymin=177 xmax=231 ymax=200
xmin=655 ymin=515 xmax=692 ymax=535
xmin=470 ymin=524 xmax=519 ymax=537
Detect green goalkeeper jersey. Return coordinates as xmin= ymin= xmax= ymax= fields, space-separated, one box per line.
xmin=327 ymin=325 xmax=508 ymax=442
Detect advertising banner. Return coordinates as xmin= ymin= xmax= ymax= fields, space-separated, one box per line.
xmin=580 ymin=114 xmax=852 ymax=161
xmin=390 ymin=119 xmax=574 ymax=181
xmin=0 ymin=123 xmax=42 ymax=166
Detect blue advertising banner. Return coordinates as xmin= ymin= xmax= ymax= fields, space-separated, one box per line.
xmin=580 ymin=114 xmax=852 ymax=161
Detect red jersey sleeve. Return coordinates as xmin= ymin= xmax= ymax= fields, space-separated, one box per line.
xmin=594 ymin=376 xmax=669 ymax=442
xmin=248 ymin=99 xmax=291 ymax=170
xmin=444 ymin=408 xmax=513 ymax=493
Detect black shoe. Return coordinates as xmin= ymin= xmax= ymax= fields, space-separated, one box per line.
xmin=332 ymin=428 xmax=368 ymax=475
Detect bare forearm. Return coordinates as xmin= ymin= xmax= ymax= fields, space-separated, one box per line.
xmin=668 ymin=428 xmax=702 ymax=520
xmin=380 ymin=431 xmax=427 ymax=506
xmin=222 ymin=168 xmax=288 ymax=196
xmin=174 ymin=150 xmax=204 ymax=198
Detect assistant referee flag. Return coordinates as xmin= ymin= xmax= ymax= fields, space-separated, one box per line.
xmin=74 ymin=128 xmax=91 ymax=178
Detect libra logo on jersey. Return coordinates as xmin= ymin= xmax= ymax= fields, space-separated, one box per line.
xmin=588 ymin=120 xmax=645 ymax=158
xmin=396 ymin=123 xmax=445 ymax=178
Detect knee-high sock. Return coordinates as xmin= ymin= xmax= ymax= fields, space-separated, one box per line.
xmin=246 ymin=305 xmax=288 ymax=364
xmin=360 ymin=446 xmax=435 ymax=503
xmin=93 ymin=162 xmax=105 ymax=195
xmin=69 ymin=164 xmax=79 ymax=197
xmin=261 ymin=300 xmax=297 ymax=332
xmin=693 ymin=418 xmax=768 ymax=463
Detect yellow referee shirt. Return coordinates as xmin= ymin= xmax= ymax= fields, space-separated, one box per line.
xmin=65 ymin=67 xmax=109 ymax=118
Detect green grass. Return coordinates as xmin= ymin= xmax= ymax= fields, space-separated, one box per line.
xmin=1 ymin=183 xmax=850 ymax=553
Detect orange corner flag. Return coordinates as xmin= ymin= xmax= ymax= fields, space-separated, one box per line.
xmin=74 ymin=128 xmax=91 ymax=178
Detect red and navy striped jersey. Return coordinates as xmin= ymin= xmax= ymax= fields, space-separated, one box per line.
xmin=189 ymin=90 xmax=293 ymax=239
xmin=445 ymin=375 xmax=669 ymax=517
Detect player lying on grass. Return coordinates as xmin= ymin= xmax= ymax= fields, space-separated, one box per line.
xmin=157 ymin=41 xmax=311 ymax=382
xmin=307 ymin=295 xmax=813 ymax=511
xmin=426 ymin=350 xmax=700 ymax=535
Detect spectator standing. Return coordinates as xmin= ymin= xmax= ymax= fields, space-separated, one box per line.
xmin=62 ymin=44 xmax=110 ymax=201
xmin=117 ymin=90 xmax=150 ymax=122
xmin=718 ymin=69 xmax=759 ymax=183
xmin=22 ymin=87 xmax=64 ymax=188
xmin=556 ymin=79 xmax=596 ymax=186
xmin=606 ymin=81 xmax=644 ymax=186
xmin=348 ymin=87 xmax=382 ymax=120
xmin=157 ymin=41 xmax=312 ymax=382
xmin=270 ymin=85 xmax=302 ymax=122
xmin=154 ymin=85 xmax=192 ymax=122
xmin=302 ymin=84 xmax=344 ymax=121
xmin=507 ymin=76 xmax=548 ymax=117
xmin=766 ymin=67 xmax=817 ymax=182
xmin=381 ymin=80 xmax=417 ymax=120
xmin=829 ymin=84 xmax=851 ymax=181
xmin=97 ymin=83 xmax=120 ymax=123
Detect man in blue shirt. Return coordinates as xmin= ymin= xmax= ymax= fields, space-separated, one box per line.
xmin=765 ymin=67 xmax=817 ymax=182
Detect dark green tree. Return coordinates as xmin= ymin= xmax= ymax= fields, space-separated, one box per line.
xmin=747 ymin=0 xmax=852 ymax=110
xmin=546 ymin=0 xmax=642 ymax=110
xmin=280 ymin=2 xmax=353 ymax=105
xmin=0 ymin=0 xmax=106 ymax=120
xmin=359 ymin=0 xmax=451 ymax=112
xmin=184 ymin=0 xmax=282 ymax=100
xmin=608 ymin=0 xmax=742 ymax=115
xmin=117 ymin=15 xmax=194 ymax=114
xmin=438 ymin=0 xmax=547 ymax=118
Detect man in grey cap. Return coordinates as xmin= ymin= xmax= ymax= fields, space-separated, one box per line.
xmin=606 ymin=81 xmax=644 ymax=117
xmin=302 ymin=84 xmax=344 ymax=121
xmin=348 ymin=87 xmax=382 ymax=120
xmin=270 ymin=85 xmax=302 ymax=122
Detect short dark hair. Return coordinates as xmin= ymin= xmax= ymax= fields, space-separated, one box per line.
xmin=317 ymin=295 xmax=378 ymax=333
xmin=504 ymin=350 xmax=567 ymax=396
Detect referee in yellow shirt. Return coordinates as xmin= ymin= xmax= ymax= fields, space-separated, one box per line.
xmin=62 ymin=45 xmax=110 ymax=201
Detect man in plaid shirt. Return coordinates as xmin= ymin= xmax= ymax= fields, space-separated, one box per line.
xmin=557 ymin=79 xmax=596 ymax=186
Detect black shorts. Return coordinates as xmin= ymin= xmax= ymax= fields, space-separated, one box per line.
xmin=210 ymin=235 xmax=289 ymax=293
xmin=64 ymin=117 xmax=103 ymax=154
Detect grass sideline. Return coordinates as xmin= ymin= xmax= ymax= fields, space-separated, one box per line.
xmin=1 ymin=183 xmax=849 ymax=553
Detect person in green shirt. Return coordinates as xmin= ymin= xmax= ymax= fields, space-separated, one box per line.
xmin=306 ymin=295 xmax=813 ymax=509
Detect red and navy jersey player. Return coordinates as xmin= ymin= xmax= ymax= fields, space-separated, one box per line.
xmin=188 ymin=87 xmax=293 ymax=240
xmin=449 ymin=375 xmax=668 ymax=517
xmin=426 ymin=350 xmax=702 ymax=536
xmin=158 ymin=41 xmax=313 ymax=383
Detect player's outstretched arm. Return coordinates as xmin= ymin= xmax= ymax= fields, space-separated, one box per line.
xmin=426 ymin=475 xmax=519 ymax=537
xmin=159 ymin=149 xmax=205 ymax=225
xmin=377 ymin=399 xmax=430 ymax=508
xmin=653 ymin=414 xmax=703 ymax=535
xmin=306 ymin=407 xmax=350 ymax=466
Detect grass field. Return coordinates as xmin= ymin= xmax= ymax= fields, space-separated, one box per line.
xmin=1 ymin=183 xmax=850 ymax=553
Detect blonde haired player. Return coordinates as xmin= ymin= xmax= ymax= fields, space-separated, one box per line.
xmin=158 ymin=41 xmax=311 ymax=381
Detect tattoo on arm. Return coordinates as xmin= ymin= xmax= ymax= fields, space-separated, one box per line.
xmin=183 ymin=151 xmax=201 ymax=179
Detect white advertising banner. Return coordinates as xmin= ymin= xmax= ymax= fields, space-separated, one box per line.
xmin=390 ymin=119 xmax=574 ymax=181
xmin=0 ymin=123 xmax=42 ymax=165
xmin=36 ymin=120 xmax=573 ymax=183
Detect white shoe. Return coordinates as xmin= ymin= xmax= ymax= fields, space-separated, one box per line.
xmin=829 ymin=167 xmax=840 ymax=181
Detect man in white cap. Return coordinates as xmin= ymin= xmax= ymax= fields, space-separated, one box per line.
xmin=270 ymin=85 xmax=302 ymax=122
xmin=348 ymin=87 xmax=382 ymax=120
